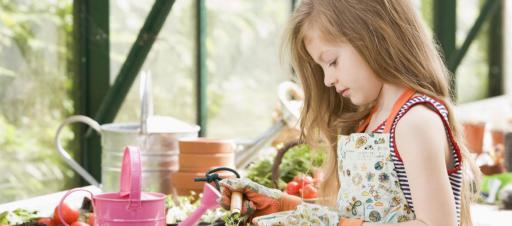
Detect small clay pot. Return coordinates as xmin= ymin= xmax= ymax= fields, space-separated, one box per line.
xmin=179 ymin=152 xmax=235 ymax=172
xmin=491 ymin=129 xmax=505 ymax=147
xmin=171 ymin=138 xmax=237 ymax=196
xmin=179 ymin=138 xmax=235 ymax=154
xmin=462 ymin=122 xmax=486 ymax=155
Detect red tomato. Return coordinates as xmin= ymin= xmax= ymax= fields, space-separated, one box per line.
xmin=286 ymin=181 xmax=300 ymax=195
xmin=293 ymin=175 xmax=303 ymax=185
xmin=36 ymin=218 xmax=53 ymax=225
xmin=88 ymin=213 xmax=95 ymax=226
xmin=53 ymin=202 xmax=80 ymax=225
xmin=71 ymin=222 xmax=90 ymax=226
xmin=301 ymin=184 xmax=318 ymax=199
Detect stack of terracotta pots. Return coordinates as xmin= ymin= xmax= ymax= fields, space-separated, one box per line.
xmin=463 ymin=121 xmax=486 ymax=155
xmin=171 ymin=138 xmax=236 ymax=195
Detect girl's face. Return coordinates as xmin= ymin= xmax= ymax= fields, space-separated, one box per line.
xmin=304 ymin=29 xmax=383 ymax=106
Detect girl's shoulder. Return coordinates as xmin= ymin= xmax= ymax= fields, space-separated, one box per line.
xmin=395 ymin=93 xmax=449 ymax=144
xmin=393 ymin=97 xmax=449 ymax=162
xmin=396 ymin=102 xmax=445 ymax=133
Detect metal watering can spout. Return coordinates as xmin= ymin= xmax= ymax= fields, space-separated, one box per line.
xmin=235 ymin=81 xmax=303 ymax=169
xmin=234 ymin=121 xmax=286 ymax=169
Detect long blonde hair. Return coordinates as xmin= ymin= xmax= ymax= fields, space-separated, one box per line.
xmin=282 ymin=0 xmax=480 ymax=225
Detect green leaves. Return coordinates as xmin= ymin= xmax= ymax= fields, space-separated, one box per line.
xmin=246 ymin=144 xmax=325 ymax=189
xmin=0 ymin=208 xmax=39 ymax=225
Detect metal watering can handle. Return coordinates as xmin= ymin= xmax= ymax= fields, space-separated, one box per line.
xmin=55 ymin=115 xmax=101 ymax=187
xmin=58 ymin=188 xmax=97 ymax=226
xmin=119 ymin=146 xmax=142 ymax=209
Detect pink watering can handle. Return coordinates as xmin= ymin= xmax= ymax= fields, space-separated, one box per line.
xmin=58 ymin=188 xmax=96 ymax=226
xmin=119 ymin=146 xmax=142 ymax=209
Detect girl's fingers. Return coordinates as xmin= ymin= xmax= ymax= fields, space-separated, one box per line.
xmin=220 ymin=178 xmax=254 ymax=192
xmin=220 ymin=183 xmax=233 ymax=197
xmin=219 ymin=178 xmax=243 ymax=210
xmin=220 ymin=193 xmax=256 ymax=216
xmin=219 ymin=193 xmax=231 ymax=210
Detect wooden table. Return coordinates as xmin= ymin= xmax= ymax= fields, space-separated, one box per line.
xmin=1 ymin=186 xmax=511 ymax=225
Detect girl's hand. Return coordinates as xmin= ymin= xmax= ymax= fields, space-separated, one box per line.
xmin=219 ymin=178 xmax=302 ymax=221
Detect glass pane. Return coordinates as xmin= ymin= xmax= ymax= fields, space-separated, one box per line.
xmin=205 ymin=0 xmax=291 ymax=140
xmin=456 ymin=0 xmax=489 ymax=103
xmin=0 ymin=0 xmax=75 ymax=202
xmin=111 ymin=0 xmax=196 ymax=125
xmin=413 ymin=0 xmax=433 ymax=29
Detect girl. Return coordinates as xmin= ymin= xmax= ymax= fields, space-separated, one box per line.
xmin=220 ymin=0 xmax=480 ymax=225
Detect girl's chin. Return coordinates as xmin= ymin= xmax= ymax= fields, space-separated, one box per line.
xmin=349 ymin=95 xmax=372 ymax=106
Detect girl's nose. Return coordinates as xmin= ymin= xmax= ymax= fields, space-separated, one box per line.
xmin=324 ymin=73 xmax=338 ymax=87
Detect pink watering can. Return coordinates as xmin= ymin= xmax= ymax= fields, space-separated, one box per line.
xmin=58 ymin=146 xmax=166 ymax=226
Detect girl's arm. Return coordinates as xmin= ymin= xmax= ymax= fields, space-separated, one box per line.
xmin=363 ymin=105 xmax=458 ymax=226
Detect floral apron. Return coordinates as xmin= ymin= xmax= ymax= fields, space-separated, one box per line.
xmin=336 ymin=90 xmax=416 ymax=223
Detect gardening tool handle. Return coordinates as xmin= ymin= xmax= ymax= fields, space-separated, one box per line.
xmin=230 ymin=191 xmax=243 ymax=214
xmin=120 ymin=146 xmax=142 ymax=209
xmin=55 ymin=115 xmax=101 ymax=187
xmin=58 ymin=188 xmax=97 ymax=226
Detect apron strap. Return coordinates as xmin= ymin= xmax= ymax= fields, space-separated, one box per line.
xmin=356 ymin=107 xmax=378 ymax=133
xmin=357 ymin=89 xmax=416 ymax=133
xmin=383 ymin=89 xmax=416 ymax=133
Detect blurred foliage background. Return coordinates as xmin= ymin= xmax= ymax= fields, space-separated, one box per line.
xmin=0 ymin=0 xmax=499 ymax=203
xmin=0 ymin=0 xmax=75 ymax=203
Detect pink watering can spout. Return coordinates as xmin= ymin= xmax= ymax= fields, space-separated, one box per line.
xmin=178 ymin=167 xmax=241 ymax=226
xmin=178 ymin=183 xmax=221 ymax=226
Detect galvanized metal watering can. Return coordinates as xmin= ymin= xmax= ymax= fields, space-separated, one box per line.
xmin=55 ymin=72 xmax=200 ymax=193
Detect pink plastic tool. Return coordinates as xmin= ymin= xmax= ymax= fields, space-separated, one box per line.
xmin=178 ymin=183 xmax=222 ymax=226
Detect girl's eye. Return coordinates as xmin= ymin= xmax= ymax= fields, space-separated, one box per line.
xmin=328 ymin=58 xmax=338 ymax=67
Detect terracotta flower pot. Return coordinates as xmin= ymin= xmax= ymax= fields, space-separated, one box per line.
xmin=179 ymin=138 xmax=235 ymax=154
xmin=491 ymin=129 xmax=505 ymax=147
xmin=179 ymin=152 xmax=235 ymax=172
xmin=462 ymin=122 xmax=486 ymax=155
xmin=171 ymin=138 xmax=236 ymax=196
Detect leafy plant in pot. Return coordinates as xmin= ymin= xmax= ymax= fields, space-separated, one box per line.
xmin=246 ymin=141 xmax=325 ymax=201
